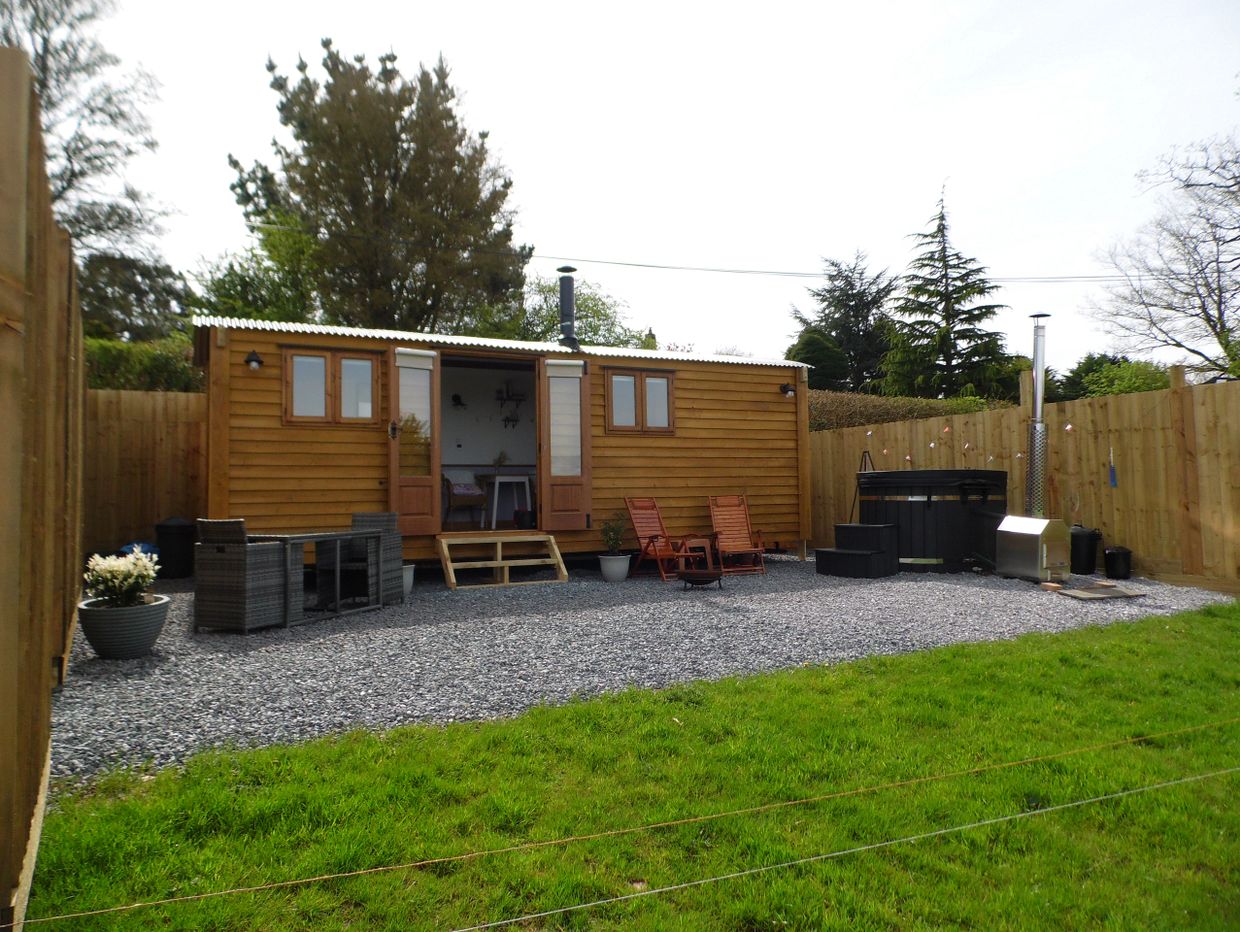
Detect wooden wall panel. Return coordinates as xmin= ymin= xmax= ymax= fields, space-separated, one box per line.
xmin=221 ymin=333 xmax=389 ymax=535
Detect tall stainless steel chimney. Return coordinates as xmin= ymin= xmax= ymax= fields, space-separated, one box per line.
xmin=1024 ymin=313 xmax=1050 ymax=517
xmin=557 ymin=266 xmax=580 ymax=351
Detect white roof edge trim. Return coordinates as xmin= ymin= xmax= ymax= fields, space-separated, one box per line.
xmin=189 ymin=315 xmax=808 ymax=369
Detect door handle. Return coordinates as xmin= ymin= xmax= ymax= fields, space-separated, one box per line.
xmin=388 ymin=420 xmax=399 ymax=439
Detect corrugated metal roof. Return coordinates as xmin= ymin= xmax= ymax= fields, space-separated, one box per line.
xmin=190 ymin=316 xmax=808 ymax=369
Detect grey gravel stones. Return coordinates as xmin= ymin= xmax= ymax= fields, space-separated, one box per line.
xmin=50 ymin=559 xmax=1230 ymax=780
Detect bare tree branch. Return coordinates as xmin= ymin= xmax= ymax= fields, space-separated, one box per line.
xmin=1097 ymin=135 xmax=1240 ymax=380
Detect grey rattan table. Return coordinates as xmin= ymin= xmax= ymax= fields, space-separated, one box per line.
xmin=247 ymin=529 xmax=383 ymax=626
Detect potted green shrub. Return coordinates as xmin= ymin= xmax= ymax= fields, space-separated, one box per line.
xmin=77 ymin=550 xmax=170 ymax=659
xmin=598 ymin=514 xmax=630 ymax=583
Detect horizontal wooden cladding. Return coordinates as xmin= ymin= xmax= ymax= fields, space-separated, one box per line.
xmin=592 ymin=435 xmax=798 ymax=451
xmin=227 ymin=499 xmax=388 ymax=518
xmin=230 ymin=421 xmax=384 ymax=443
xmin=593 ymin=475 xmax=799 ymax=491
xmin=230 ymin=451 xmax=388 ymax=468
xmin=594 ymin=443 xmax=797 ymax=457
xmin=232 ymin=512 xmax=375 ymax=533
xmin=587 ymin=365 xmax=802 ymax=547
xmin=592 ymin=457 xmax=800 ymax=474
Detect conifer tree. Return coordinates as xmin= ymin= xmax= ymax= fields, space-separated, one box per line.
xmin=793 ymin=252 xmax=895 ymax=392
xmin=230 ymin=42 xmax=531 ymax=333
xmin=883 ymin=200 xmax=1009 ymax=397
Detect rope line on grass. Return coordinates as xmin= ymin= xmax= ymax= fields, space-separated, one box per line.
xmin=451 ymin=765 xmax=1240 ymax=931
xmin=14 ymin=714 xmax=1240 ymax=927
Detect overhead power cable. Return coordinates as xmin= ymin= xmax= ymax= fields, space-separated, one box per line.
xmin=245 ymin=220 xmax=1136 ymax=284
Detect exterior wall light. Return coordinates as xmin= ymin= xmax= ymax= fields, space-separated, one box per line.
xmin=245 ymin=350 xmax=263 ymax=371
xmin=779 ymin=383 xmax=796 ymax=397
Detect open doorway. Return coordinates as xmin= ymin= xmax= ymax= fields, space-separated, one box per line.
xmin=439 ymin=356 xmax=537 ymax=530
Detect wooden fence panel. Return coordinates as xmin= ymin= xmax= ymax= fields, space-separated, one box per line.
xmin=1 ymin=48 xmax=85 ymax=929
xmin=809 ymin=378 xmax=1240 ymax=590
xmin=83 ymin=390 xmax=207 ymax=555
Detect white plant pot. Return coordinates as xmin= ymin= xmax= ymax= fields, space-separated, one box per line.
xmin=403 ymin=564 xmax=416 ymax=597
xmin=599 ymin=554 xmax=630 ymax=583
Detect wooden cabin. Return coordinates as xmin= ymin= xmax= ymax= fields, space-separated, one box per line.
xmin=191 ymin=316 xmax=812 ymax=565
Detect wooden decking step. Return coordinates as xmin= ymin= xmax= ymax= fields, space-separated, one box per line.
xmin=435 ymin=532 xmax=568 ymax=590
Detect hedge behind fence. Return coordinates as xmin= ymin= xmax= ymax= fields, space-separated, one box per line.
xmin=808 ymin=390 xmax=1006 ymax=431
xmin=85 ymin=336 xmax=204 ymax=392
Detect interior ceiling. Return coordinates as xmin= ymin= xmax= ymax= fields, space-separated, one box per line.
xmin=441 ymin=356 xmax=536 ymax=372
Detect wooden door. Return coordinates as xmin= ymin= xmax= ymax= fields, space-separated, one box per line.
xmin=538 ymin=358 xmax=592 ymax=531
xmin=389 ymin=348 xmax=441 ymax=536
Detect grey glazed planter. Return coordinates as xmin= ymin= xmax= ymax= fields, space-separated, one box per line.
xmin=77 ymin=595 xmax=170 ymax=659
xmin=599 ymin=554 xmax=631 ymax=583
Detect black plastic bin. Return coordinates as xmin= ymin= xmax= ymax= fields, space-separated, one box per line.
xmin=155 ymin=516 xmax=196 ymax=578
xmin=857 ymin=469 xmax=1007 ymax=573
xmin=1070 ymin=525 xmax=1103 ymax=574
xmin=1104 ymin=545 xmax=1132 ymax=580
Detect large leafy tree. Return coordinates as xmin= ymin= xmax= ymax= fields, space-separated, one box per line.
xmin=883 ymin=200 xmax=1010 ymax=397
xmin=794 ymin=253 xmax=895 ymax=392
xmin=785 ymin=329 xmax=849 ymax=390
xmin=191 ymin=213 xmax=318 ymax=323
xmin=1058 ymin=352 xmax=1128 ymax=401
xmin=231 ymin=42 xmax=531 ymax=333
xmin=1082 ymin=359 xmax=1170 ymax=396
xmin=1097 ymin=135 xmax=1239 ymax=381
xmin=1 ymin=0 xmax=159 ymax=253
xmin=460 ymin=276 xmax=655 ymax=348
xmin=78 ymin=252 xmax=193 ymax=340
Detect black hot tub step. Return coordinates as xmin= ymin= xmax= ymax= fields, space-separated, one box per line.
xmin=834 ymin=523 xmax=898 ymax=576
xmin=814 ymin=547 xmax=896 ymax=579
xmin=835 ymin=522 xmax=896 ymax=550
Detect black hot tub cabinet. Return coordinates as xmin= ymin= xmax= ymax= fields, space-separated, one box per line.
xmin=858 ymin=469 xmax=1007 ymax=573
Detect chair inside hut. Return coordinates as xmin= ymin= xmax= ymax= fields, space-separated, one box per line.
xmin=439 ymin=356 xmax=538 ymax=530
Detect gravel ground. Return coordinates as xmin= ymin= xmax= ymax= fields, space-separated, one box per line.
xmin=52 ymin=559 xmax=1231 ymax=781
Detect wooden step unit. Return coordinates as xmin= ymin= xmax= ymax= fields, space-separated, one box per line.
xmin=436 ymin=531 xmax=569 ymax=590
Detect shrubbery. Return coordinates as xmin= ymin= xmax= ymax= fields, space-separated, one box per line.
xmin=85 ymin=335 xmax=203 ymax=392
xmin=808 ymin=389 xmax=1003 ymax=431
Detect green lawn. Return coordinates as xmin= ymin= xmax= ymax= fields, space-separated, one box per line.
xmin=30 ymin=601 xmax=1240 ymax=930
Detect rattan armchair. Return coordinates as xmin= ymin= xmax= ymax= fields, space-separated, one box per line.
xmin=315 ymin=511 xmax=404 ymax=608
xmin=193 ymin=519 xmax=292 ymax=633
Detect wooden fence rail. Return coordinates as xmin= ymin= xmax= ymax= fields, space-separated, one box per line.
xmin=809 ymin=372 xmax=1240 ymax=590
xmin=84 ymin=390 xmax=206 ymax=555
xmin=1 ymin=49 xmax=85 ymax=929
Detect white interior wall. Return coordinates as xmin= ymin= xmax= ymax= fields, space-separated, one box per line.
xmin=440 ymin=363 xmax=537 ymax=523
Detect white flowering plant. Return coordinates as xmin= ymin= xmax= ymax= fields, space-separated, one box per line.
xmin=83 ymin=551 xmax=160 ymax=607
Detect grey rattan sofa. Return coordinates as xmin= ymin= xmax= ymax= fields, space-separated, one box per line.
xmin=193 ymin=519 xmax=295 ymax=633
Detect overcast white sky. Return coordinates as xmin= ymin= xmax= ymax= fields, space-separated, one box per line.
xmin=96 ymin=0 xmax=1239 ymax=372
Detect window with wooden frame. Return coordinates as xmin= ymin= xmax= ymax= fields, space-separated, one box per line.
xmin=605 ymin=368 xmax=675 ymax=434
xmin=283 ymin=349 xmax=381 ymax=426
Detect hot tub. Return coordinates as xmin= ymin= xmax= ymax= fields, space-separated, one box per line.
xmin=858 ymin=469 xmax=1007 ymax=573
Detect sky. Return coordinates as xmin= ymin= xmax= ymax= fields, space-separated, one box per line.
xmin=93 ymin=0 xmax=1240 ymax=372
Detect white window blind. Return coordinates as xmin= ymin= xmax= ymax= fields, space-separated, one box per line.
xmin=549 ymin=376 xmax=582 ymax=477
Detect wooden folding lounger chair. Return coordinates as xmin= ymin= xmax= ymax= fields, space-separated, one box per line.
xmin=625 ymin=497 xmax=694 ymax=582
xmin=709 ymin=494 xmax=767 ymax=575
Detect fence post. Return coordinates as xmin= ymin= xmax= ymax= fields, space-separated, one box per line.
xmin=0 ymin=46 xmax=31 ymax=932
xmin=1168 ymin=366 xmax=1204 ymax=576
